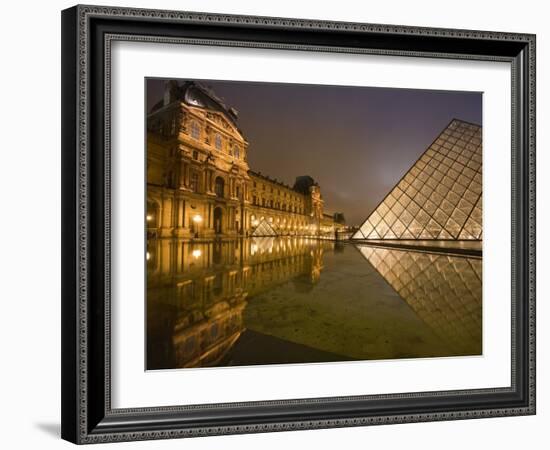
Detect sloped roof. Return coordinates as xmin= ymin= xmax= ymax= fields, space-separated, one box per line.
xmin=151 ymin=81 xmax=239 ymax=126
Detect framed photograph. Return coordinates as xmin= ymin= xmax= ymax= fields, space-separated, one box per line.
xmin=61 ymin=5 xmax=536 ymax=444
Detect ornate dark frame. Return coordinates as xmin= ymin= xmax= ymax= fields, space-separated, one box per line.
xmin=61 ymin=4 xmax=536 ymax=444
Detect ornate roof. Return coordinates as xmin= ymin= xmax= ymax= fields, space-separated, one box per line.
xmin=151 ymin=80 xmax=240 ymax=126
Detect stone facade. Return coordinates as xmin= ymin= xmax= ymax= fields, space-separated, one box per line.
xmin=147 ymin=81 xmax=342 ymax=239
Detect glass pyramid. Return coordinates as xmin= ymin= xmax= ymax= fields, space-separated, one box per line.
xmin=251 ymin=219 xmax=278 ymax=237
xmin=353 ymin=119 xmax=482 ymax=240
xmin=357 ymin=245 xmax=482 ymax=355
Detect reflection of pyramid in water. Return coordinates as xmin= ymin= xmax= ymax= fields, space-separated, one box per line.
xmin=252 ymin=219 xmax=278 ymax=237
xmin=357 ymin=245 xmax=482 ymax=355
xmin=353 ymin=119 xmax=482 ymax=240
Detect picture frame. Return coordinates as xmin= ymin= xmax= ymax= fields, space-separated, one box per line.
xmin=61 ymin=4 xmax=536 ymax=444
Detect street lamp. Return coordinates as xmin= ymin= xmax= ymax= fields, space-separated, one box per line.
xmin=191 ymin=214 xmax=202 ymax=239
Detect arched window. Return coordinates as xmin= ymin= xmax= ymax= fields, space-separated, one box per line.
xmin=190 ymin=121 xmax=201 ymax=140
xmin=214 ymin=133 xmax=222 ymax=150
xmin=234 ymin=146 xmax=240 ymax=159
xmin=215 ymin=176 xmax=225 ymax=198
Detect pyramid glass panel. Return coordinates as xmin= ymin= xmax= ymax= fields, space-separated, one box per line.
xmin=251 ymin=219 xmax=278 ymax=237
xmin=353 ymin=119 xmax=482 ymax=241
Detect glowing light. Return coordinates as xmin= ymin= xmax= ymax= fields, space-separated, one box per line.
xmin=193 ymin=214 xmax=203 ymax=223
xmin=146 ymin=214 xmax=153 ymax=222
xmin=146 ymin=252 xmax=151 ymax=261
xmin=192 ymin=249 xmax=202 ymax=258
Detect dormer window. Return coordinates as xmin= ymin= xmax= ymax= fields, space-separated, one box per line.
xmin=234 ymin=146 xmax=240 ymax=159
xmin=214 ymin=133 xmax=222 ymax=150
xmin=190 ymin=121 xmax=201 ymax=140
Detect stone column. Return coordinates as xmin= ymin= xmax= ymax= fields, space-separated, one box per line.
xmin=179 ymin=160 xmax=185 ymax=188
xmin=157 ymin=203 xmax=163 ymax=229
xmin=161 ymin=196 xmax=173 ymax=237
xmin=177 ymin=199 xmax=185 ymax=228
xmin=184 ymin=164 xmax=190 ymax=188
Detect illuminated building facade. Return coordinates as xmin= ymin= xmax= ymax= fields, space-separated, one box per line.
xmin=147 ymin=81 xmax=342 ymax=239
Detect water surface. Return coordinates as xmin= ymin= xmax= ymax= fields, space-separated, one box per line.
xmin=146 ymin=237 xmax=481 ymax=369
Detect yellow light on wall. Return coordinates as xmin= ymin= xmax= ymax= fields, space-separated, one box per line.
xmin=146 ymin=252 xmax=151 ymax=261
xmin=193 ymin=214 xmax=203 ymax=223
xmin=192 ymin=249 xmax=202 ymax=258
xmin=146 ymin=214 xmax=153 ymax=222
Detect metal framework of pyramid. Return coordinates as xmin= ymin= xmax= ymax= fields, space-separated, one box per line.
xmin=251 ymin=219 xmax=278 ymax=237
xmin=353 ymin=119 xmax=482 ymax=241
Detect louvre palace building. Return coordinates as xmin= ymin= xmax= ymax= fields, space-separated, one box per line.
xmin=147 ymin=81 xmax=342 ymax=240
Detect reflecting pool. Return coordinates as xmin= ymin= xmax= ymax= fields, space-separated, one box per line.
xmin=146 ymin=237 xmax=482 ymax=370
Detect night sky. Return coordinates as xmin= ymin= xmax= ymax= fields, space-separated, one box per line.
xmin=147 ymin=79 xmax=481 ymax=226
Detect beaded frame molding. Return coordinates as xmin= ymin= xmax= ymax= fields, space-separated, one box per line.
xmin=61 ymin=4 xmax=536 ymax=444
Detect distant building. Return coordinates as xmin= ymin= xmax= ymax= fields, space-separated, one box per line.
xmin=147 ymin=81 xmax=343 ymax=239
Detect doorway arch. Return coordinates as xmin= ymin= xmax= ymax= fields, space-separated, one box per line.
xmin=213 ymin=207 xmax=223 ymax=234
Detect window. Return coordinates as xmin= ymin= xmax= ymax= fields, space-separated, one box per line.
xmin=190 ymin=172 xmax=199 ymax=192
xmin=234 ymin=147 xmax=240 ymax=159
xmin=215 ymin=133 xmax=222 ymax=150
xmin=190 ymin=121 xmax=201 ymax=140
xmin=253 ymin=195 xmax=257 ymax=205
xmin=270 ymin=200 xmax=273 ymax=208
xmin=215 ymin=177 xmax=225 ymax=198
xmin=192 ymin=150 xmax=199 ymax=160
xmin=236 ymin=186 xmax=241 ymax=199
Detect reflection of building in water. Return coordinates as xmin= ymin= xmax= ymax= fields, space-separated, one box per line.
xmin=357 ymin=246 xmax=482 ymax=355
xmin=353 ymin=119 xmax=482 ymax=243
xmin=147 ymin=237 xmax=331 ymax=368
xmin=147 ymin=81 xmax=344 ymax=239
